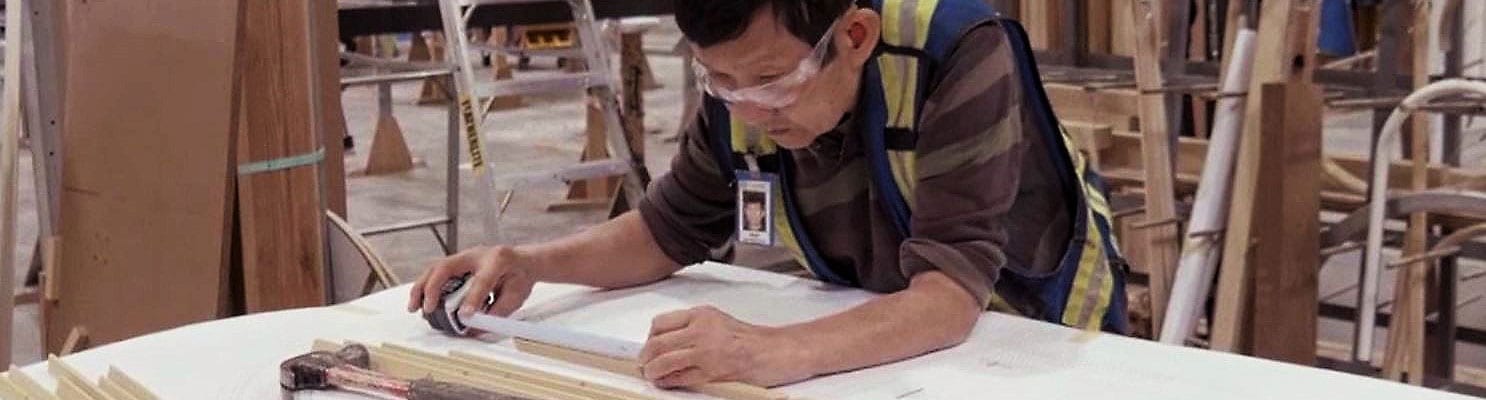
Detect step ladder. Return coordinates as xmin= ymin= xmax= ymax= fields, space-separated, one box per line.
xmin=436 ymin=0 xmax=651 ymax=240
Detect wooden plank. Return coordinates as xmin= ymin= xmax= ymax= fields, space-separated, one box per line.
xmin=1221 ymin=0 xmax=1246 ymax=60
xmin=514 ymin=339 xmax=788 ymax=400
xmin=105 ymin=368 xmax=158 ymax=400
xmin=1086 ymin=0 xmax=1112 ymax=54
xmin=60 ymin=327 xmax=88 ymax=355
xmin=382 ymin=343 xmax=647 ymax=400
xmin=1248 ymin=82 xmax=1321 ymax=364
xmin=48 ymin=356 xmax=107 ymax=400
xmin=0 ymin=0 xmax=19 ymax=369
xmin=1110 ymin=0 xmax=1136 ymax=56
xmin=46 ymin=0 xmax=240 ymax=351
xmin=0 ymin=377 xmax=24 ymax=399
xmin=367 ymin=345 xmax=583 ymax=400
xmin=1210 ymin=0 xmax=1320 ymax=353
xmin=6 ymin=369 xmax=60 ymax=400
xmin=1188 ymin=0 xmax=1211 ymax=138
xmin=96 ymin=379 xmax=139 ymax=400
xmin=237 ymin=0 xmax=328 ymax=312
xmin=313 ymin=0 xmax=348 ymax=217
xmin=1074 ymin=128 xmax=1486 ymax=198
xmin=1127 ymin=0 xmax=1182 ymax=337
xmin=311 ymin=340 xmax=592 ymax=400
xmin=1022 ymin=0 xmax=1064 ymax=50
xmin=1044 ymin=83 xmax=1142 ymax=130
xmin=1384 ymin=0 xmax=1434 ymax=384
xmin=54 ymin=379 xmax=96 ymax=400
xmin=447 ymin=350 xmax=653 ymax=400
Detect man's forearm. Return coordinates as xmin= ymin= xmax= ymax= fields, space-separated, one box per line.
xmin=779 ymin=271 xmax=982 ymax=378
xmin=517 ymin=211 xmax=683 ymax=289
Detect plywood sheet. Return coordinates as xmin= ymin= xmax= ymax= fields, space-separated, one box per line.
xmin=47 ymin=0 xmax=241 ymax=351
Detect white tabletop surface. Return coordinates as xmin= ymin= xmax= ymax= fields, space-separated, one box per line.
xmin=16 ymin=261 xmax=1472 ymax=399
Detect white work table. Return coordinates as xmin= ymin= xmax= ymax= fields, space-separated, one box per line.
xmin=17 ymin=262 xmax=1470 ymax=399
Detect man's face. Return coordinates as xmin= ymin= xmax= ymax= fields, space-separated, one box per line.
xmin=743 ymin=202 xmax=766 ymax=228
xmin=692 ymin=7 xmax=870 ymax=149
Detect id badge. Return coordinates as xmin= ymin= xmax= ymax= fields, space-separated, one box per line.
xmin=736 ymin=170 xmax=777 ymax=247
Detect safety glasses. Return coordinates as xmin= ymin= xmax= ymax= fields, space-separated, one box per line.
xmin=693 ymin=18 xmax=841 ymax=110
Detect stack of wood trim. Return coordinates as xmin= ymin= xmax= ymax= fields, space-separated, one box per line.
xmin=0 ymin=358 xmax=159 ymax=400
xmin=312 ymin=340 xmax=792 ymax=400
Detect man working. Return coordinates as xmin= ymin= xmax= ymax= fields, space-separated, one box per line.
xmin=410 ymin=0 xmax=1127 ymax=388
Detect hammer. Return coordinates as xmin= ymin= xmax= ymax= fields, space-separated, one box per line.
xmin=279 ymin=344 xmax=525 ymax=400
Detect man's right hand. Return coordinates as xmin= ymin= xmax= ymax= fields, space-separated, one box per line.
xmin=407 ymin=245 xmax=537 ymax=320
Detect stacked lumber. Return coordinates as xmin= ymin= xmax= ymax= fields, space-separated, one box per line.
xmin=0 ymin=358 xmax=159 ymax=400
xmin=311 ymin=340 xmax=792 ymax=400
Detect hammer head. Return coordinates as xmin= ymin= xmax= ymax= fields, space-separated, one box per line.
xmin=279 ymin=344 xmax=373 ymax=391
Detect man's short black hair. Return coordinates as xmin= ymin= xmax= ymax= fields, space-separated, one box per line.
xmin=742 ymin=191 xmax=766 ymax=205
xmin=674 ymin=0 xmax=865 ymax=48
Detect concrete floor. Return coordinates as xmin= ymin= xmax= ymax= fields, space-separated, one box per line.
xmin=4 ymin=18 xmax=1486 ymax=382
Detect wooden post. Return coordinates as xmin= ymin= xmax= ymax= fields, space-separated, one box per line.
xmin=417 ymin=33 xmax=452 ymax=105
xmin=548 ymin=100 xmax=617 ymax=212
xmin=1210 ymin=0 xmax=1320 ymax=353
xmin=1111 ymin=0 xmax=1136 ymax=57
xmin=313 ymin=0 xmax=348 ymax=216
xmin=1128 ymin=0 xmax=1182 ymax=337
xmin=0 ymin=0 xmax=19 ymax=367
xmin=550 ymin=31 xmax=650 ymax=213
xmin=1189 ymin=0 xmax=1212 ymax=138
xmin=1023 ymin=0 xmax=1065 ymax=51
xmin=1221 ymin=0 xmax=1247 ymax=60
xmin=487 ymin=27 xmax=524 ymax=111
xmin=1086 ymin=0 xmax=1112 ymax=55
xmin=358 ymin=83 xmax=418 ymax=176
xmin=237 ymin=0 xmax=328 ymax=312
xmin=615 ymin=30 xmax=649 ymax=213
xmin=1384 ymin=0 xmax=1433 ymax=384
xmin=1249 ymin=82 xmax=1321 ymax=364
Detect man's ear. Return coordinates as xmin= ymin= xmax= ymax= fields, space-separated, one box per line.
xmin=842 ymin=8 xmax=881 ymax=64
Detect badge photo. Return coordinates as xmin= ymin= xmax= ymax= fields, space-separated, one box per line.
xmin=736 ymin=172 xmax=775 ymax=246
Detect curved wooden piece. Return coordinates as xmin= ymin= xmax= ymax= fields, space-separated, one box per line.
xmin=1322 ymin=190 xmax=1486 ymax=249
xmin=326 ymin=211 xmax=401 ymax=303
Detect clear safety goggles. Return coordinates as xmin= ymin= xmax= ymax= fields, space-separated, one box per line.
xmin=693 ymin=18 xmax=841 ymax=110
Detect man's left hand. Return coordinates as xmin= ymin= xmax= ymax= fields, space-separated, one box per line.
xmin=638 ymin=306 xmax=811 ymax=388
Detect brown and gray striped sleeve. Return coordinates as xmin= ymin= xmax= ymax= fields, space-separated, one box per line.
xmin=899 ymin=25 xmax=1068 ymax=308
xmin=637 ymin=108 xmax=736 ymax=266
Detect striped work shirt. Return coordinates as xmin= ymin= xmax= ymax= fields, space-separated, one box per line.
xmin=638 ymin=26 xmax=1071 ymax=315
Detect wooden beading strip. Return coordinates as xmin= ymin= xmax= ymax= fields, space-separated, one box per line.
xmin=95 ymin=378 xmax=137 ymax=400
xmin=103 ymin=368 xmax=157 ymax=400
xmin=446 ymin=349 xmax=653 ymax=400
xmin=515 ymin=338 xmax=791 ymax=400
xmin=5 ymin=368 xmax=60 ymax=400
xmin=381 ymin=343 xmax=647 ymax=400
xmin=46 ymin=357 xmax=106 ymax=400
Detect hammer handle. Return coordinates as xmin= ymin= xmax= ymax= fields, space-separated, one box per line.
xmin=327 ymin=365 xmax=412 ymax=398
xmin=408 ymin=379 xmax=532 ymax=400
